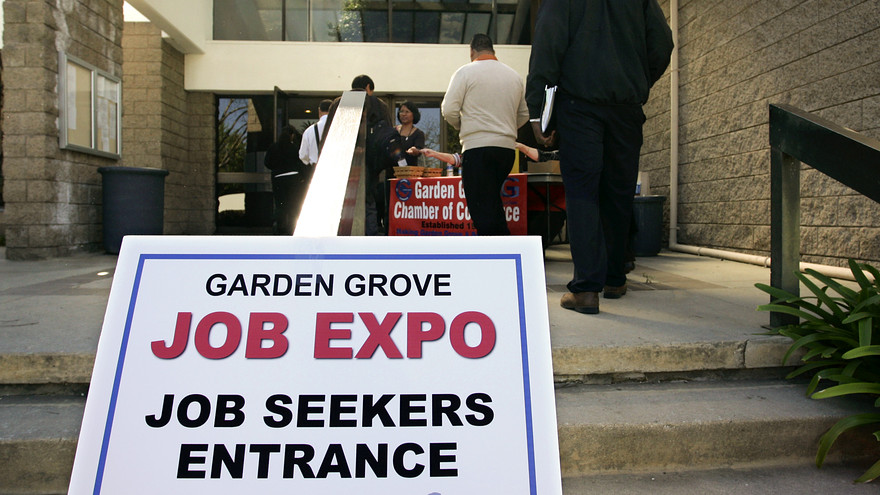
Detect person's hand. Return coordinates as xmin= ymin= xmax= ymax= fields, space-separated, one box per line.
xmin=406 ymin=146 xmax=421 ymax=155
xmin=515 ymin=142 xmax=539 ymax=162
xmin=531 ymin=121 xmax=556 ymax=148
xmin=420 ymin=148 xmax=438 ymax=159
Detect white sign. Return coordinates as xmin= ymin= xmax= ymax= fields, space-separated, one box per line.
xmin=69 ymin=236 xmax=561 ymax=494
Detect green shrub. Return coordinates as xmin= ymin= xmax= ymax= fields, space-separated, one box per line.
xmin=756 ymin=260 xmax=880 ymax=483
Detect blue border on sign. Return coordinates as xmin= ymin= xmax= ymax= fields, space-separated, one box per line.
xmin=92 ymin=253 xmax=537 ymax=495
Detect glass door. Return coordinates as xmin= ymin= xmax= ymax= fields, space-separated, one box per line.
xmin=215 ymin=95 xmax=275 ymax=234
xmin=273 ymin=86 xmax=290 ymax=142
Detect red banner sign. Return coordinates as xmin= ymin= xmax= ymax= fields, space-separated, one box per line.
xmin=389 ymin=174 xmax=528 ymax=236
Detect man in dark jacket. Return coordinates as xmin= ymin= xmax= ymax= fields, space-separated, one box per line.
xmin=526 ymin=0 xmax=673 ymax=314
xmin=324 ymin=74 xmax=397 ymax=235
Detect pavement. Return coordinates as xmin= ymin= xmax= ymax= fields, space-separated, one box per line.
xmin=0 ymin=243 xmax=790 ymax=382
xmin=0 ymin=242 xmax=828 ymax=386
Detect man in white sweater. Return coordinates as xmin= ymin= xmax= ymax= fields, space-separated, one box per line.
xmin=441 ymin=34 xmax=529 ymax=235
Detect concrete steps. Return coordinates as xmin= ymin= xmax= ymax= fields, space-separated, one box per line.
xmin=2 ymin=379 xmax=878 ymax=494
xmin=0 ymin=395 xmax=83 ymax=495
xmin=556 ymin=380 xmax=878 ymax=476
xmin=2 ymin=249 xmax=879 ymax=493
xmin=564 ymin=464 xmax=880 ymax=494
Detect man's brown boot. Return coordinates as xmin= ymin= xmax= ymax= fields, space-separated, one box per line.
xmin=560 ymin=291 xmax=600 ymax=314
xmin=603 ymin=283 xmax=627 ymax=299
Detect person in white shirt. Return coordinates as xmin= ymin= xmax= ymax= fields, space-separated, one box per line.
xmin=441 ymin=34 xmax=529 ymax=235
xmin=299 ymin=99 xmax=332 ymax=166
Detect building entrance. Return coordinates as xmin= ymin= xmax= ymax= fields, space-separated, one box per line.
xmin=215 ymin=93 xmax=335 ymax=234
xmin=214 ymin=93 xmax=449 ymax=234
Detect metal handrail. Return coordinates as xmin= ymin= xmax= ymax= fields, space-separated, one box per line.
xmin=768 ymin=103 xmax=880 ymax=326
xmin=294 ymin=91 xmax=367 ymax=237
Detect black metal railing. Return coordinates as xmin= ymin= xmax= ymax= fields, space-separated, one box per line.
xmin=768 ymin=103 xmax=880 ymax=326
xmin=294 ymin=91 xmax=367 ymax=237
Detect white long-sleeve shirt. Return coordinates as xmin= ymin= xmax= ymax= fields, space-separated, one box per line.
xmin=441 ymin=57 xmax=530 ymax=152
xmin=298 ymin=114 xmax=328 ymax=165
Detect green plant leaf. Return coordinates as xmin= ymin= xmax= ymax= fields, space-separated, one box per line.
xmin=776 ymin=328 xmax=805 ymax=341
xmin=757 ymin=290 xmax=836 ymax=322
xmin=802 ymin=345 xmax=838 ymax=362
xmin=842 ymin=360 xmax=862 ymax=376
xmin=816 ymin=413 xmax=880 ymax=467
xmin=799 ymin=273 xmax=846 ymax=320
xmin=812 ymin=382 xmax=880 ymax=399
xmin=757 ymin=304 xmax=826 ymax=325
xmin=806 ymin=368 xmax=845 ymax=396
xmin=852 ymin=294 xmax=880 ymax=311
xmin=842 ymin=311 xmax=880 ymax=324
xmin=850 ymin=259 xmax=874 ymax=291
xmin=788 ymin=332 xmax=859 ymax=355
xmin=806 ymin=373 xmax=822 ymax=396
xmin=859 ymin=317 xmax=874 ymax=348
xmin=861 ymin=264 xmax=880 ymax=291
xmin=824 ymin=374 xmax=862 ymax=384
xmin=756 ymin=281 xmax=835 ymax=312
xmin=785 ymin=361 xmax=841 ymax=379
xmin=806 ymin=268 xmax=859 ymax=301
xmin=754 ymin=283 xmax=799 ymax=301
xmin=782 ymin=322 xmax=857 ymax=339
xmin=843 ymin=346 xmax=880 ymax=360
xmin=854 ymin=458 xmax=880 ymax=483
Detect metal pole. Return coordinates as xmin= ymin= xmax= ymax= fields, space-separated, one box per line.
xmin=769 ymin=146 xmax=801 ymax=327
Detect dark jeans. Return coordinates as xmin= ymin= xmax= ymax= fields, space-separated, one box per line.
xmin=461 ymin=147 xmax=515 ymax=236
xmin=557 ymin=99 xmax=644 ymax=292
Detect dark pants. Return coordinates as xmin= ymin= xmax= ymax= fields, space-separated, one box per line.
xmin=461 ymin=147 xmax=515 ymax=236
xmin=557 ymin=99 xmax=644 ymax=293
xmin=364 ymin=155 xmax=385 ymax=236
xmin=272 ymin=173 xmax=307 ymax=235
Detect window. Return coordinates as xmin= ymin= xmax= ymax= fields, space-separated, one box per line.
xmin=214 ymin=0 xmax=532 ymax=44
xmin=59 ymin=53 xmax=121 ymax=158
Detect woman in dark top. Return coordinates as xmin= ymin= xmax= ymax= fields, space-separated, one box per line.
xmin=396 ymin=101 xmax=426 ymax=167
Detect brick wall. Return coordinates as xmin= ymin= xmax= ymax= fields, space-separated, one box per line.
xmin=2 ymin=0 xmax=124 ymax=259
xmin=643 ymin=0 xmax=880 ymax=266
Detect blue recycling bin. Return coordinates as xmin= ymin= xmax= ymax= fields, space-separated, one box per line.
xmin=632 ymin=195 xmax=666 ymax=256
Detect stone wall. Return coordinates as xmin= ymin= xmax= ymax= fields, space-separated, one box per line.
xmin=2 ymin=0 xmax=124 ymax=259
xmin=643 ymin=0 xmax=880 ymax=266
xmin=0 ymin=50 xmax=5 ymax=243
xmin=121 ymin=22 xmax=214 ymax=236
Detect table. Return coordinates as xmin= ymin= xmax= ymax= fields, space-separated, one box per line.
xmin=526 ymin=173 xmax=566 ymax=246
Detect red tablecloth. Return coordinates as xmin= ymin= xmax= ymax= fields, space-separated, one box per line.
xmin=388 ymin=174 xmax=528 ymax=236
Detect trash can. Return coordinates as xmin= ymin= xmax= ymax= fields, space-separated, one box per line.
xmin=98 ymin=167 xmax=169 ymax=254
xmin=632 ymin=195 xmax=665 ymax=256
